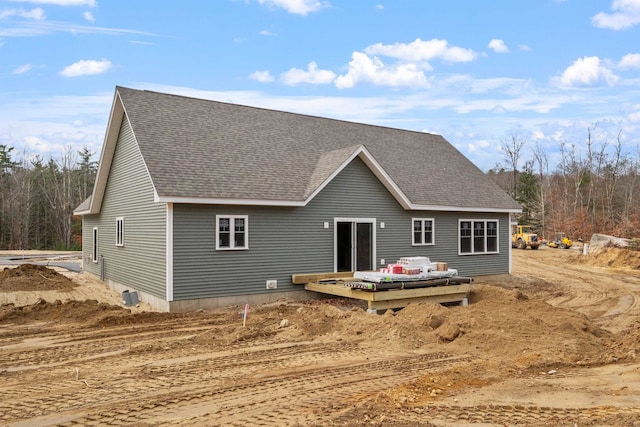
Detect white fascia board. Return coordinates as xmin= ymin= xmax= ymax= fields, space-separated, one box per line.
xmin=410 ymin=204 xmax=522 ymax=214
xmin=304 ymin=145 xmax=413 ymax=210
xmin=156 ymin=195 xmax=306 ymax=207
xmin=86 ymin=91 xmax=124 ymax=215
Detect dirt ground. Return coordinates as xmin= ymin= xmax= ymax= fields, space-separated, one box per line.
xmin=1 ymin=247 xmax=640 ymax=427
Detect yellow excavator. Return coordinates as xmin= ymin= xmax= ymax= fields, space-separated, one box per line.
xmin=548 ymin=232 xmax=573 ymax=249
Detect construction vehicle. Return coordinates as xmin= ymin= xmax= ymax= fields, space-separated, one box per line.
xmin=548 ymin=232 xmax=572 ymax=249
xmin=511 ymin=225 xmax=541 ymax=250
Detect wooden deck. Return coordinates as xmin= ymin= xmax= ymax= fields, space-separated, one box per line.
xmin=292 ymin=272 xmax=471 ymax=313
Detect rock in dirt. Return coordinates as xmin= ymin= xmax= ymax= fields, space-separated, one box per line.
xmin=437 ymin=322 xmax=461 ymax=342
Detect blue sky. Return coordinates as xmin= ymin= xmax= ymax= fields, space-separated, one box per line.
xmin=1 ymin=0 xmax=640 ymax=172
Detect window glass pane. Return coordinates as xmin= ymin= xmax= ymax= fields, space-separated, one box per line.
xmin=234 ymin=218 xmax=245 ymax=247
xmin=424 ymin=220 xmax=433 ymax=244
xmin=460 ymin=221 xmax=471 ymax=253
xmin=460 ymin=221 xmax=471 ymax=237
xmin=487 ymin=221 xmax=497 ymax=251
xmin=219 ymin=218 xmax=230 ymax=247
xmin=487 ymin=221 xmax=497 ymax=236
xmin=474 ymin=221 xmax=485 ymax=252
xmin=413 ymin=220 xmax=422 ymax=244
xmin=461 ymin=237 xmax=471 ymax=253
xmin=487 ymin=236 xmax=497 ymax=252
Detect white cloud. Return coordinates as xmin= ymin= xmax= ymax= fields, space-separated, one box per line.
xmin=628 ymin=107 xmax=640 ymax=122
xmin=257 ymin=0 xmax=329 ymax=15
xmin=8 ymin=0 xmax=96 ymax=6
xmin=519 ymin=44 xmax=532 ymax=52
xmin=60 ymin=58 xmax=112 ymax=77
xmin=618 ymin=52 xmax=640 ymax=68
xmin=12 ymin=63 xmax=32 ymax=74
xmin=364 ymin=38 xmax=476 ymax=64
xmin=335 ymin=52 xmax=430 ymax=89
xmin=259 ymin=29 xmax=275 ymax=36
xmin=488 ymin=38 xmax=509 ymax=53
xmin=375 ymin=4 xmax=384 ymax=10
xmin=554 ymin=56 xmax=620 ymax=87
xmin=249 ymin=70 xmax=275 ymax=83
xmin=280 ymin=61 xmax=336 ymax=85
xmin=83 ymin=11 xmax=94 ymax=22
xmin=0 ymin=21 xmax=155 ymax=38
xmin=592 ymin=0 xmax=640 ymax=30
xmin=0 ymin=7 xmax=46 ymax=20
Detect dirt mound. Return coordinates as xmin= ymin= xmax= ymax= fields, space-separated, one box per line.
xmin=0 ymin=264 xmax=77 ymax=292
xmin=0 ymin=298 xmax=190 ymax=326
xmin=235 ymin=286 xmax=616 ymax=370
xmin=589 ymin=246 xmax=640 ymax=269
xmin=566 ymin=245 xmax=640 ymax=269
xmin=0 ymin=298 xmax=122 ymax=324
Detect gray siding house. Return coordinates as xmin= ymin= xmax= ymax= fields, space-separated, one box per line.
xmin=75 ymin=86 xmax=521 ymax=312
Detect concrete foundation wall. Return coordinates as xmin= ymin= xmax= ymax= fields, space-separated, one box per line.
xmin=87 ymin=270 xmax=317 ymax=313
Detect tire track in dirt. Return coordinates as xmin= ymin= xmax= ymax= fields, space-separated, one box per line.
xmin=512 ymin=249 xmax=640 ymax=331
xmin=400 ymin=403 xmax=640 ymax=426
xmin=2 ymin=349 xmax=471 ymax=426
xmin=1 ymin=341 xmax=358 ymax=411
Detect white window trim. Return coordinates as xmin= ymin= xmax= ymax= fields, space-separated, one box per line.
xmin=458 ymin=219 xmax=499 ymax=255
xmin=92 ymin=227 xmax=99 ymax=263
xmin=115 ymin=217 xmax=125 ymax=247
xmin=411 ymin=217 xmax=435 ymax=246
xmin=216 ymin=215 xmax=249 ymax=250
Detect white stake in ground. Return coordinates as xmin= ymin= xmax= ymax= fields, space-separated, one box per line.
xmin=242 ymin=304 xmax=249 ymax=327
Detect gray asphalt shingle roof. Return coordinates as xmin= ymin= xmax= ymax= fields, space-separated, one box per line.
xmin=117 ymin=86 xmax=520 ymax=211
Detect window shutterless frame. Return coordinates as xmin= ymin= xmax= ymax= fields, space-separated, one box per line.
xmin=115 ymin=217 xmax=124 ymax=247
xmin=412 ymin=218 xmax=435 ymax=246
xmin=215 ymin=215 xmax=249 ymax=250
xmin=459 ymin=219 xmax=499 ymax=255
xmin=92 ymin=227 xmax=99 ymax=262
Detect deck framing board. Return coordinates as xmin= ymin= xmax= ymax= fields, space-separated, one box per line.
xmin=304 ymin=282 xmax=471 ymax=310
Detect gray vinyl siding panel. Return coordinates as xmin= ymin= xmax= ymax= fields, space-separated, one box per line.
xmin=82 ymin=115 xmax=166 ymax=299
xmin=172 ymin=157 xmax=509 ymax=300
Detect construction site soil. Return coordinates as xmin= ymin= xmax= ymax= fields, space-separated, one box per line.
xmin=1 ymin=247 xmax=640 ymax=426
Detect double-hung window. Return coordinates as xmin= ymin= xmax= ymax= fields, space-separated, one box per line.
xmin=459 ymin=219 xmax=499 ymax=254
xmin=115 ymin=217 xmax=125 ymax=247
xmin=216 ymin=215 xmax=248 ymax=250
xmin=412 ymin=218 xmax=434 ymax=245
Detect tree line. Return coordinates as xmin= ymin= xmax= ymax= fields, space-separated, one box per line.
xmin=489 ymin=128 xmax=640 ymax=242
xmin=0 ymin=144 xmax=96 ymax=251
xmin=1 ymin=127 xmax=638 ymax=251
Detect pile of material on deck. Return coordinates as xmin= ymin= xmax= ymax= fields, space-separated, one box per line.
xmin=349 ymin=256 xmax=473 ymax=292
